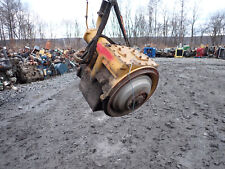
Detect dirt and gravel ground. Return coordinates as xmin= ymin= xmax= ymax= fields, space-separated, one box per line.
xmin=0 ymin=58 xmax=225 ymax=169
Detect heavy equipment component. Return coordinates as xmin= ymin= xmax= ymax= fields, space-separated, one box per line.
xmin=0 ymin=47 xmax=18 ymax=90
xmin=75 ymin=0 xmax=159 ymax=117
xmin=143 ymin=47 xmax=156 ymax=58
xmin=183 ymin=45 xmax=191 ymax=57
xmin=196 ymin=48 xmax=205 ymax=58
xmin=175 ymin=48 xmax=184 ymax=58
xmin=217 ymin=47 xmax=225 ymax=59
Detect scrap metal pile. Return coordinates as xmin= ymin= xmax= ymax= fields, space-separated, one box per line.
xmin=147 ymin=45 xmax=225 ymax=59
xmin=0 ymin=46 xmax=76 ymax=91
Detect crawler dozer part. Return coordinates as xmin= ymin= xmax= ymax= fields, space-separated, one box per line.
xmin=76 ymin=0 xmax=159 ymax=117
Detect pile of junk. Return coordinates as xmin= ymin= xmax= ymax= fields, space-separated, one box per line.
xmin=153 ymin=45 xmax=225 ymax=59
xmin=0 ymin=46 xmax=77 ymax=91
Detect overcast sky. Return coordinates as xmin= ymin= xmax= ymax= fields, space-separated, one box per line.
xmin=21 ymin=0 xmax=225 ymax=38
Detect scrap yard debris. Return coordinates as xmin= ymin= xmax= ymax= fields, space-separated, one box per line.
xmin=0 ymin=46 xmax=77 ymax=91
xmin=1 ymin=43 xmax=224 ymax=92
xmin=142 ymin=44 xmax=225 ymax=59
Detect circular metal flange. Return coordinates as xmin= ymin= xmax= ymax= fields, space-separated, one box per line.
xmin=103 ymin=67 xmax=159 ymax=117
xmin=111 ymin=75 xmax=152 ymax=112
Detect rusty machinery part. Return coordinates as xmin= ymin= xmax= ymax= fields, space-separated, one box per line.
xmin=103 ymin=68 xmax=159 ymax=117
xmin=77 ymin=0 xmax=159 ymax=117
xmin=78 ymin=42 xmax=159 ymax=117
xmin=0 ymin=48 xmax=12 ymax=71
xmin=17 ymin=64 xmax=44 ymax=83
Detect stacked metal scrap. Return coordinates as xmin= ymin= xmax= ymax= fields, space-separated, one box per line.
xmin=0 ymin=46 xmax=77 ymax=91
xmin=143 ymin=45 xmax=225 ymax=58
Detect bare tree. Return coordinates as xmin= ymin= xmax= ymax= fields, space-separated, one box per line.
xmin=132 ymin=11 xmax=147 ymax=45
xmin=190 ymin=1 xmax=199 ymax=46
xmin=170 ymin=10 xmax=179 ymax=46
xmin=123 ymin=4 xmax=133 ymax=42
xmin=153 ymin=0 xmax=160 ymax=37
xmin=147 ymin=0 xmax=154 ymax=37
xmin=17 ymin=10 xmax=35 ymax=45
xmin=63 ymin=20 xmax=74 ymax=47
xmin=208 ymin=11 xmax=225 ymax=46
xmin=162 ymin=7 xmax=169 ymax=46
xmin=48 ymin=23 xmax=54 ymax=40
xmin=0 ymin=0 xmax=36 ymax=47
xmin=179 ymin=0 xmax=185 ymax=45
xmin=0 ymin=0 xmax=21 ymax=40
xmin=0 ymin=5 xmax=6 ymax=45
xmin=108 ymin=10 xmax=121 ymax=38
xmin=38 ymin=21 xmax=46 ymax=40
xmin=74 ymin=19 xmax=80 ymax=37
xmin=73 ymin=19 xmax=81 ymax=49
xmin=198 ymin=24 xmax=207 ymax=45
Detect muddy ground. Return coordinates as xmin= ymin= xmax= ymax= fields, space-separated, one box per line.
xmin=0 ymin=58 xmax=225 ymax=169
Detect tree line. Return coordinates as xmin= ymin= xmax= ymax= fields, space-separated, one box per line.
xmin=0 ymin=0 xmax=36 ymax=46
xmin=0 ymin=0 xmax=225 ymax=49
xmin=109 ymin=0 xmax=225 ymax=47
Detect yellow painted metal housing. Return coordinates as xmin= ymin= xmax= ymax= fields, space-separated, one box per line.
xmin=78 ymin=12 xmax=159 ymax=116
xmin=83 ymin=28 xmax=158 ymax=101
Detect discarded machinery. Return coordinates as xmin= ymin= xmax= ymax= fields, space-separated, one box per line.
xmin=217 ymin=47 xmax=225 ymax=59
xmin=75 ymin=0 xmax=159 ymax=117
xmin=0 ymin=47 xmax=17 ymax=90
xmin=175 ymin=48 xmax=184 ymax=58
xmin=143 ymin=47 xmax=156 ymax=58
